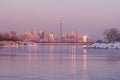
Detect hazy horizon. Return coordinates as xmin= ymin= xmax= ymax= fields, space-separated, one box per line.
xmin=0 ymin=0 xmax=120 ymax=40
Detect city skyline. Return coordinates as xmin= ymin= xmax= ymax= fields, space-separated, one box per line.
xmin=24 ymin=27 xmax=92 ymax=43
xmin=0 ymin=26 xmax=92 ymax=43
xmin=0 ymin=0 xmax=120 ymax=39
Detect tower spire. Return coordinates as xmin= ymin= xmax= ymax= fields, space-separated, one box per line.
xmin=60 ymin=18 xmax=62 ymax=42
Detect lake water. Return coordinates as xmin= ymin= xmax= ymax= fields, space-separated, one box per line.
xmin=0 ymin=44 xmax=120 ymax=80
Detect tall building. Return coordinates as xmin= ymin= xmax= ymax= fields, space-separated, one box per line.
xmin=60 ymin=18 xmax=62 ymax=42
xmin=83 ymin=35 xmax=87 ymax=43
xmin=72 ymin=31 xmax=80 ymax=42
xmin=31 ymin=27 xmax=37 ymax=38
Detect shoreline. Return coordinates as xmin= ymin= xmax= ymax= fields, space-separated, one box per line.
xmin=87 ymin=42 xmax=120 ymax=49
xmin=1 ymin=41 xmax=120 ymax=49
xmin=0 ymin=41 xmax=90 ymax=46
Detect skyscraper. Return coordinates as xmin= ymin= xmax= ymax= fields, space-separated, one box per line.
xmin=31 ymin=27 xmax=37 ymax=38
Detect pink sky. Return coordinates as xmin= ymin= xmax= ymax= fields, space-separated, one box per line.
xmin=0 ymin=0 xmax=120 ymax=39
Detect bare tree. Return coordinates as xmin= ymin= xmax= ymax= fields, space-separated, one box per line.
xmin=3 ymin=33 xmax=10 ymax=41
xmin=0 ymin=33 xmax=3 ymax=41
xmin=103 ymin=28 xmax=120 ymax=42
xmin=10 ymin=31 xmax=16 ymax=36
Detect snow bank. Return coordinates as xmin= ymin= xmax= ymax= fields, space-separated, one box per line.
xmin=0 ymin=41 xmax=37 ymax=48
xmin=87 ymin=42 xmax=120 ymax=49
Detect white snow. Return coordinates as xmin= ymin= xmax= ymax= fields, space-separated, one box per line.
xmin=0 ymin=41 xmax=37 ymax=48
xmin=87 ymin=42 xmax=120 ymax=49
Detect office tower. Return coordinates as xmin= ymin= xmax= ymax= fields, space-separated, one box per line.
xmin=31 ymin=27 xmax=37 ymax=38
xmin=83 ymin=35 xmax=87 ymax=43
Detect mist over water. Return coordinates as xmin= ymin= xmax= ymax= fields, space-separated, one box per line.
xmin=0 ymin=44 xmax=120 ymax=80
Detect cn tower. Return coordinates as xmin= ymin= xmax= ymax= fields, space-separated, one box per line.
xmin=60 ymin=18 xmax=62 ymax=42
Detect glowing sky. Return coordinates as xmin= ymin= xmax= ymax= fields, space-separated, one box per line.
xmin=0 ymin=0 xmax=120 ymax=39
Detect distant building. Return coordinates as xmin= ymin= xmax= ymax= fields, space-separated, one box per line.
xmin=39 ymin=29 xmax=54 ymax=42
xmin=71 ymin=31 xmax=80 ymax=42
xmin=49 ymin=33 xmax=54 ymax=42
xmin=83 ymin=35 xmax=87 ymax=43
xmin=60 ymin=18 xmax=63 ymax=42
xmin=24 ymin=32 xmax=33 ymax=40
xmin=31 ymin=27 xmax=37 ymax=38
xmin=22 ymin=27 xmax=94 ymax=43
xmin=61 ymin=32 xmax=80 ymax=42
xmin=55 ymin=34 xmax=61 ymax=42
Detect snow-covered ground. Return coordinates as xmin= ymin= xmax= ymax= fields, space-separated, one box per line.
xmin=0 ymin=41 xmax=37 ymax=48
xmin=87 ymin=42 xmax=120 ymax=49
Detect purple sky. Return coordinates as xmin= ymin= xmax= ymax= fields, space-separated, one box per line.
xmin=0 ymin=0 xmax=120 ymax=39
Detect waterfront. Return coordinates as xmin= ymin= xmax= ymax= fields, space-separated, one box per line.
xmin=0 ymin=44 xmax=120 ymax=80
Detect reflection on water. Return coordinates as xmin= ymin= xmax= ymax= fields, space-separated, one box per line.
xmin=0 ymin=44 xmax=120 ymax=80
xmin=71 ymin=45 xmax=76 ymax=75
xmin=28 ymin=46 xmax=38 ymax=63
xmin=49 ymin=45 xmax=54 ymax=61
xmin=83 ymin=47 xmax=87 ymax=71
xmin=83 ymin=47 xmax=88 ymax=80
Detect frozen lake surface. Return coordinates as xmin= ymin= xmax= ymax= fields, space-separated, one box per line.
xmin=0 ymin=44 xmax=120 ymax=80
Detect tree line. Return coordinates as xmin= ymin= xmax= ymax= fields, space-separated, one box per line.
xmin=0 ymin=31 xmax=23 ymax=41
xmin=103 ymin=28 xmax=120 ymax=42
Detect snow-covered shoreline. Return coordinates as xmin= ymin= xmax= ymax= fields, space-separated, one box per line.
xmin=87 ymin=42 xmax=120 ymax=49
xmin=0 ymin=41 xmax=37 ymax=48
xmin=1 ymin=41 xmax=120 ymax=49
